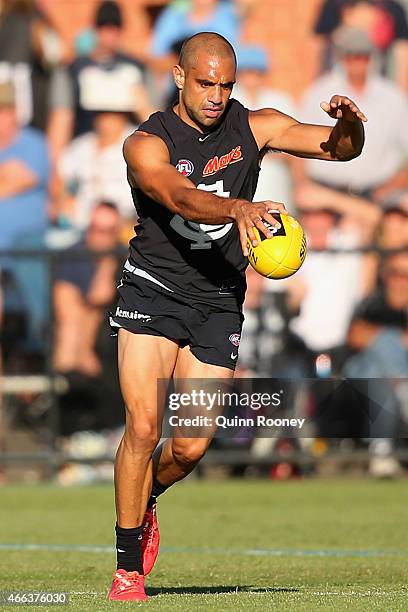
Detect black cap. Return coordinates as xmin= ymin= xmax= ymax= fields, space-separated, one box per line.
xmin=95 ymin=1 xmax=122 ymax=28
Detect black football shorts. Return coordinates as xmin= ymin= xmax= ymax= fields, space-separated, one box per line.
xmin=109 ymin=270 xmax=244 ymax=371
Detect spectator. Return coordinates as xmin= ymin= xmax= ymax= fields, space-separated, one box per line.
xmin=0 ymin=79 xmax=50 ymax=350
xmin=300 ymin=27 xmax=408 ymax=206
xmin=376 ymin=192 xmax=408 ymax=250
xmin=289 ymin=203 xmax=378 ymax=369
xmin=53 ymin=202 xmax=122 ymax=377
xmin=361 ymin=192 xmax=408 ymax=292
xmin=0 ymin=0 xmax=64 ymax=130
xmin=151 ymin=0 xmax=240 ymax=62
xmin=47 ymin=0 xmax=153 ymax=161
xmin=0 ymin=79 xmax=49 ymax=251
xmin=313 ymin=0 xmax=408 ymax=89
xmin=57 ymin=110 xmax=136 ymax=230
xmin=149 ymin=0 xmax=242 ymax=105
xmin=233 ymin=45 xmax=297 ymax=213
xmin=239 ymin=267 xmax=311 ymax=377
xmin=343 ymin=251 xmax=408 ymax=476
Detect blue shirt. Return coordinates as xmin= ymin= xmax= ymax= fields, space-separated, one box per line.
xmin=151 ymin=2 xmax=239 ymax=57
xmin=0 ymin=127 xmax=49 ymax=250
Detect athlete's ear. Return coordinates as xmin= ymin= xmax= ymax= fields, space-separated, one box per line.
xmin=173 ymin=65 xmax=185 ymax=90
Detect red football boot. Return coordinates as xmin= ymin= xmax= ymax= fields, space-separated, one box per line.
xmin=141 ymin=501 xmax=160 ymax=575
xmin=108 ymin=569 xmax=148 ymax=601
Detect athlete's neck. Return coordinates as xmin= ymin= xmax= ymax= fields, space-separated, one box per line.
xmin=173 ymin=103 xmax=208 ymax=135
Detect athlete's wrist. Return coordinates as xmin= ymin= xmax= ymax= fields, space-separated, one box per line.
xmin=227 ymin=199 xmax=247 ymax=222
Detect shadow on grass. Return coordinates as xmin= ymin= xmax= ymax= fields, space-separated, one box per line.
xmin=147 ymin=586 xmax=300 ymax=596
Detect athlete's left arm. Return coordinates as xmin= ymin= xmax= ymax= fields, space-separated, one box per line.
xmin=249 ymin=95 xmax=367 ymax=161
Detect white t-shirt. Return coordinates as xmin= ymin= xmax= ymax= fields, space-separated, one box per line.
xmin=289 ymin=230 xmax=364 ymax=351
xmin=59 ymin=125 xmax=135 ymax=229
xmin=233 ymin=86 xmax=296 ymax=211
xmin=299 ymin=69 xmax=408 ymax=191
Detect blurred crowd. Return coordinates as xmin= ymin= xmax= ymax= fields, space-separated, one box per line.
xmin=0 ymin=0 xmax=407 ymax=477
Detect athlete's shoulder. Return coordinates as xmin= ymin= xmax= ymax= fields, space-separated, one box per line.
xmin=123 ymin=127 xmax=169 ymax=169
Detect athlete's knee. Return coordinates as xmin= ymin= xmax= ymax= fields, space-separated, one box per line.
xmin=172 ymin=439 xmax=209 ymax=468
xmin=124 ymin=404 xmax=161 ymax=452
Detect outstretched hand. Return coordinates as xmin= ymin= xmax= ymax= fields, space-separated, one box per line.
xmin=320 ymin=95 xmax=368 ymax=123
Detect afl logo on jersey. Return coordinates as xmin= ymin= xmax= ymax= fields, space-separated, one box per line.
xmin=229 ymin=333 xmax=241 ymax=347
xmin=176 ymin=159 xmax=194 ymax=177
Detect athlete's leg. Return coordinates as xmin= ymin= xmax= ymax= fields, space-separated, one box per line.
xmin=115 ymin=328 xmax=179 ymax=528
xmin=154 ymin=345 xmax=234 ymax=487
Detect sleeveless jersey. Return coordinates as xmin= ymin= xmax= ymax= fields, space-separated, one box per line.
xmin=128 ymin=99 xmax=260 ymax=306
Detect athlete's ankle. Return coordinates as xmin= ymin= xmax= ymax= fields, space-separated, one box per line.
xmin=147 ymin=477 xmax=168 ymax=507
xmin=115 ymin=523 xmax=143 ymax=573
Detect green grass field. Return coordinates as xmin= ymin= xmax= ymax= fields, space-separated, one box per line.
xmin=1 ymin=479 xmax=408 ymax=611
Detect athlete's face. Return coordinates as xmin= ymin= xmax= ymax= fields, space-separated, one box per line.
xmin=174 ymin=52 xmax=236 ymax=131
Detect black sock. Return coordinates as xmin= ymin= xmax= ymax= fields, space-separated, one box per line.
xmin=115 ymin=523 xmax=143 ymax=573
xmin=147 ymin=478 xmax=168 ymax=508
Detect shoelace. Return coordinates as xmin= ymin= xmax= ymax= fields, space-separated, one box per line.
xmin=114 ymin=572 xmax=141 ymax=591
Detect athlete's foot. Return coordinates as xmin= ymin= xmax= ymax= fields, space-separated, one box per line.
xmin=108 ymin=569 xmax=148 ymax=601
xmin=141 ymin=501 xmax=160 ymax=575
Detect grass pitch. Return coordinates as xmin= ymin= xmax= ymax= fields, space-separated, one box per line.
xmin=1 ymin=479 xmax=408 ymax=611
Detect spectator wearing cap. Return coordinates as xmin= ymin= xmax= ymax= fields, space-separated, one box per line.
xmin=47 ymin=0 xmax=153 ymax=162
xmin=313 ymin=0 xmax=408 ymax=91
xmin=299 ymin=26 xmax=408 ymax=208
xmin=233 ymin=45 xmax=297 ymax=213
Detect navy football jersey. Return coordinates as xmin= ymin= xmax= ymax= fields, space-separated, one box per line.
xmin=127 ymin=99 xmax=260 ymax=306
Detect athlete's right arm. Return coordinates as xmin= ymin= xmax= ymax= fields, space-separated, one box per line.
xmin=123 ymin=131 xmax=286 ymax=256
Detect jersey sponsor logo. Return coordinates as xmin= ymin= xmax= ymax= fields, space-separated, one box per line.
xmin=115 ymin=306 xmax=152 ymax=322
xmin=176 ymin=159 xmax=194 ymax=177
xmin=203 ymin=146 xmax=243 ymax=177
xmin=229 ymin=333 xmax=241 ymax=347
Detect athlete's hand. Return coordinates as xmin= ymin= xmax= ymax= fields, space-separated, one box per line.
xmin=320 ymin=95 xmax=368 ymax=123
xmin=232 ymin=200 xmax=288 ymax=257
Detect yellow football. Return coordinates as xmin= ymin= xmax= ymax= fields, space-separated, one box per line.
xmin=247 ymin=213 xmax=307 ymax=279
